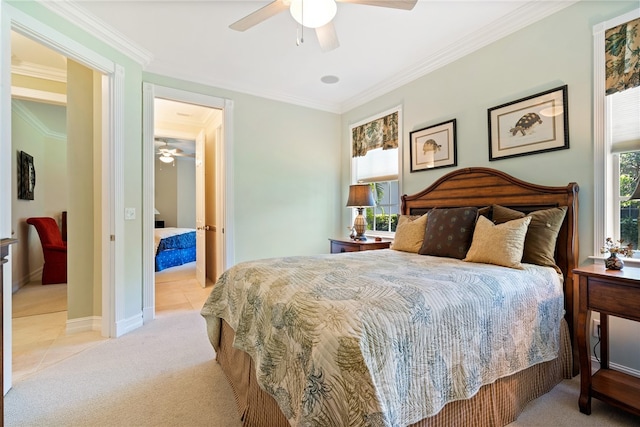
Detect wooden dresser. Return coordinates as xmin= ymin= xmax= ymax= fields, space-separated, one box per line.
xmin=329 ymin=237 xmax=391 ymax=253
xmin=573 ymin=264 xmax=640 ymax=417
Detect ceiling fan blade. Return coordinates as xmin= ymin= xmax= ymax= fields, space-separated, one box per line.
xmin=316 ymin=22 xmax=339 ymax=52
xmin=336 ymin=0 xmax=417 ymax=10
xmin=229 ymin=0 xmax=290 ymax=31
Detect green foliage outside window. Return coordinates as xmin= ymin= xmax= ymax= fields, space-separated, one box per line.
xmin=620 ymin=152 xmax=640 ymax=249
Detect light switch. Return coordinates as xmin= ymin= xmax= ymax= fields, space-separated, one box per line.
xmin=125 ymin=207 xmax=136 ymax=220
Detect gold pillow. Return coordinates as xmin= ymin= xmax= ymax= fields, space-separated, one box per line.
xmin=491 ymin=205 xmax=567 ymax=272
xmin=391 ymin=214 xmax=428 ymax=253
xmin=464 ymin=215 xmax=531 ymax=269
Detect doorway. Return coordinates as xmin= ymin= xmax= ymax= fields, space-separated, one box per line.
xmin=142 ymin=84 xmax=234 ymax=322
xmin=2 ymin=4 xmax=126 ymax=393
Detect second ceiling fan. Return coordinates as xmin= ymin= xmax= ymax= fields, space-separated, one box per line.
xmin=229 ymin=0 xmax=417 ymax=52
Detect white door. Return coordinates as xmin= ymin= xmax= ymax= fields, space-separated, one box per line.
xmin=195 ymin=130 xmax=206 ymax=288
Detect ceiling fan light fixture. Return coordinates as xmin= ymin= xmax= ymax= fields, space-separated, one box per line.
xmin=159 ymin=154 xmax=174 ymax=164
xmin=290 ymin=0 xmax=337 ymax=29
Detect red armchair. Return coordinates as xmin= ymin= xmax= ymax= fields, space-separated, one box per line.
xmin=26 ymin=217 xmax=67 ymax=284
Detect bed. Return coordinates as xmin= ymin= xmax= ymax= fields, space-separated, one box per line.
xmin=201 ymin=167 xmax=579 ymax=426
xmin=154 ymin=227 xmax=196 ymax=272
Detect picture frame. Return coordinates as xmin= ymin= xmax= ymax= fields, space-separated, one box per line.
xmin=17 ymin=150 xmax=36 ymax=200
xmin=409 ymin=119 xmax=457 ymax=172
xmin=488 ymin=85 xmax=569 ymax=161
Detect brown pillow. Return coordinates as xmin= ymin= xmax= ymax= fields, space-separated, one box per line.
xmin=464 ymin=216 xmax=531 ymax=269
xmin=391 ymin=214 xmax=428 ymax=253
xmin=478 ymin=205 xmax=492 ymax=220
xmin=492 ymin=204 xmax=525 ymax=224
xmin=419 ymin=207 xmax=478 ymax=259
xmin=491 ymin=205 xmax=568 ymax=272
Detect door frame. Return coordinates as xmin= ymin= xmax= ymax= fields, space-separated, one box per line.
xmin=1 ymin=3 xmax=124 ymax=392
xmin=141 ymin=84 xmax=234 ymax=322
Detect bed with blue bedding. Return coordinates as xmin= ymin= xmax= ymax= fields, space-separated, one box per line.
xmin=154 ymin=227 xmax=196 ymax=271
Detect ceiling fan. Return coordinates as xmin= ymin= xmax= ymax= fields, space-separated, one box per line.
xmin=229 ymin=0 xmax=417 ymax=52
xmin=155 ymin=138 xmax=195 ymax=164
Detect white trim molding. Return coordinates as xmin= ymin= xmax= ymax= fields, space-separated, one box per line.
xmin=66 ymin=316 xmax=102 ymax=334
xmin=593 ymin=8 xmax=640 ymax=257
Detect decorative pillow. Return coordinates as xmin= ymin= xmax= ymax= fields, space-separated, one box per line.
xmin=522 ymin=206 xmax=568 ymax=271
xmin=419 ymin=207 xmax=478 ymax=259
xmin=492 ymin=204 xmax=525 ymax=224
xmin=478 ymin=205 xmax=492 ymax=220
xmin=391 ymin=214 xmax=428 ymax=253
xmin=491 ymin=205 xmax=568 ymax=272
xmin=464 ymin=215 xmax=532 ymax=269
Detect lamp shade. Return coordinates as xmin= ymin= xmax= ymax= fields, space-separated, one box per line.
xmin=630 ymin=178 xmax=640 ymax=201
xmin=346 ymin=184 xmax=376 ymax=208
xmin=154 ymin=208 xmax=160 ymax=215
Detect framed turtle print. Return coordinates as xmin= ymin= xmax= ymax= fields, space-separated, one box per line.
xmin=409 ymin=119 xmax=457 ymax=172
xmin=488 ymin=85 xmax=568 ymax=161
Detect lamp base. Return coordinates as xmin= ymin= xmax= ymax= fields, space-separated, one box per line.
xmin=352 ymin=208 xmax=367 ymax=241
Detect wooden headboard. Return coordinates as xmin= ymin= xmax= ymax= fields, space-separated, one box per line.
xmin=401 ymin=167 xmax=579 ymax=372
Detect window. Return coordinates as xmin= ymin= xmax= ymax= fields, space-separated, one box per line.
xmin=594 ymin=11 xmax=640 ymax=256
xmin=350 ymin=107 xmax=402 ymax=237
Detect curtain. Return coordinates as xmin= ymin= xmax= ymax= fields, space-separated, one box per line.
xmin=352 ymin=111 xmax=398 ymax=158
xmin=605 ymin=17 xmax=640 ymax=95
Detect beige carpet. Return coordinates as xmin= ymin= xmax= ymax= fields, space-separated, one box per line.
xmin=5 ymin=306 xmax=640 ymax=426
xmin=12 ymin=281 xmax=67 ymax=318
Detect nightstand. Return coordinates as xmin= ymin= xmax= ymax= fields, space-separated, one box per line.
xmin=329 ymin=237 xmax=391 ymax=254
xmin=573 ymin=264 xmax=640 ymax=417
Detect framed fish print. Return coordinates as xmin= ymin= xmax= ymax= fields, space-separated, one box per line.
xmin=488 ymin=85 xmax=569 ymax=161
xmin=409 ymin=119 xmax=457 ymax=172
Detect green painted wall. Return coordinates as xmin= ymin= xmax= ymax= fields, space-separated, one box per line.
xmin=341 ymin=1 xmax=640 ymax=372
xmin=142 ymin=74 xmax=343 ymax=263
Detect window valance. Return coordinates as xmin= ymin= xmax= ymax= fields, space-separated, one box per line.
xmin=605 ymin=17 xmax=640 ymax=95
xmin=352 ymin=111 xmax=398 ymax=158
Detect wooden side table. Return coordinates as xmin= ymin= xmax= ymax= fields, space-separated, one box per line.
xmin=573 ymin=264 xmax=640 ymax=417
xmin=329 ymin=237 xmax=391 ymax=254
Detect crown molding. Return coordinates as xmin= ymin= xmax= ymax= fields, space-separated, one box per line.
xmin=12 ymin=59 xmax=66 ymax=82
xmin=12 ymin=99 xmax=66 ymax=140
xmin=38 ymin=0 xmax=153 ymax=67
xmin=340 ymin=0 xmax=579 ymax=113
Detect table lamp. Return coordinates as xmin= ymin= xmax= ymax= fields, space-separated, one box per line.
xmin=346 ymin=184 xmax=376 ymax=241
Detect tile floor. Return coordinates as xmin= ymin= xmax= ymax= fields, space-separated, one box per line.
xmin=11 ymin=262 xmax=213 ymax=383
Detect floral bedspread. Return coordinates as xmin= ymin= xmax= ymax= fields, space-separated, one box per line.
xmin=201 ymin=249 xmax=564 ymax=427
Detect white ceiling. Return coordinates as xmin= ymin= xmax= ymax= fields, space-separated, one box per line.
xmin=29 ymin=0 xmax=577 ymax=114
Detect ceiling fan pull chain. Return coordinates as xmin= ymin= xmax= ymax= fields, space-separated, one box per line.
xmin=296 ymin=0 xmax=305 ymax=46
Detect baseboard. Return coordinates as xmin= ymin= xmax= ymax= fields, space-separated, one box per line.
xmin=12 ymin=267 xmax=43 ymax=292
xmin=115 ymin=313 xmax=144 ymax=337
xmin=29 ymin=267 xmax=43 ymax=283
xmin=591 ymin=356 xmax=640 ymax=377
xmin=66 ymin=316 xmax=102 ymax=334
xmin=142 ymin=306 xmax=155 ymax=323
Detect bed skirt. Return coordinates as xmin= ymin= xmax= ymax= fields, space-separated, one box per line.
xmin=215 ymin=318 xmax=573 ymax=427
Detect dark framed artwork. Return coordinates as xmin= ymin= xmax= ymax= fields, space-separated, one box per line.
xmin=18 ymin=151 xmax=36 ymax=200
xmin=409 ymin=119 xmax=457 ymax=172
xmin=488 ymin=85 xmax=569 ymax=161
